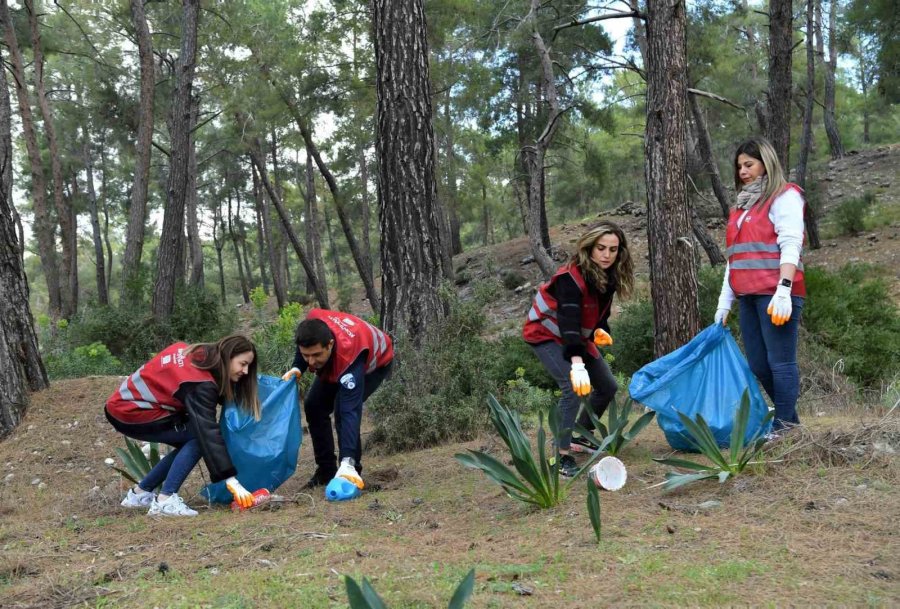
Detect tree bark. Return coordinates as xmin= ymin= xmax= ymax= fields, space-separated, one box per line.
xmin=121 ymin=0 xmax=156 ymax=305
xmin=82 ymin=129 xmax=108 ymax=305
xmin=98 ymin=141 xmax=113 ymax=298
xmin=691 ymin=210 xmax=725 ymax=265
xmin=796 ymin=0 xmax=815 ymax=191
xmin=152 ymin=0 xmax=199 ymax=321
xmin=247 ymin=140 xmax=328 ymax=307
xmin=186 ymin=97 xmax=204 ymax=288
xmin=358 ymin=145 xmax=372 ymax=274
xmin=688 ymin=92 xmax=730 ymax=219
xmin=212 ymin=201 xmax=226 ymax=305
xmin=251 ymin=160 xmax=284 ymax=306
xmin=645 ymin=0 xmax=701 ymax=357
xmin=374 ymin=0 xmax=451 ymax=341
xmin=305 ymin=148 xmax=329 ymax=301
xmin=27 ymin=0 xmax=77 ymax=318
xmin=443 ymin=95 xmax=463 ymax=256
xmin=766 ymin=0 xmax=793 ymax=169
xmin=324 ymin=207 xmax=345 ymax=298
xmin=823 ymin=0 xmax=844 ymax=159
xmin=1 ymin=0 xmax=61 ymax=316
xmin=227 ymin=191 xmax=250 ymax=305
xmin=253 ymin=195 xmax=270 ymax=295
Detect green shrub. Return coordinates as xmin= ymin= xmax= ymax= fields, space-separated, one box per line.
xmin=500 ymin=367 xmax=556 ymax=414
xmin=484 ymin=335 xmax=556 ymax=391
xmin=831 ymin=192 xmax=876 ymax=236
xmin=609 ymin=299 xmax=655 ymax=377
xmin=803 ymin=264 xmax=900 ymax=387
xmin=253 ymin=302 xmax=305 ymax=376
xmin=500 ymin=270 xmax=526 ymax=290
xmin=45 ymin=342 xmax=126 ymax=379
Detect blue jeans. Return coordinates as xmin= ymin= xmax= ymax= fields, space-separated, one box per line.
xmin=531 ymin=341 xmax=618 ymax=449
xmin=123 ymin=427 xmax=202 ymax=496
xmin=738 ymin=295 xmax=804 ymax=431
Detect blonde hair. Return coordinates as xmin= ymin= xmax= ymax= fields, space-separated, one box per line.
xmin=187 ymin=334 xmax=260 ymax=420
xmin=570 ymin=221 xmax=634 ymax=299
xmin=733 ymin=137 xmax=787 ymax=207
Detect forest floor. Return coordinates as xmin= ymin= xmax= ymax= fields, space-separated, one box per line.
xmin=1 ymin=145 xmax=898 ymax=608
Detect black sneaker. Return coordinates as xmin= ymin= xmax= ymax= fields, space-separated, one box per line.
xmin=558 ymin=454 xmax=578 ymax=478
xmin=570 ymin=434 xmax=599 ymax=454
xmin=303 ymin=467 xmax=336 ymax=489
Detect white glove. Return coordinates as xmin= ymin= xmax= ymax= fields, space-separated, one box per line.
xmin=714 ymin=308 xmax=730 ymax=325
xmin=569 ymin=362 xmax=591 ymax=397
xmin=225 ymin=477 xmax=253 ymax=509
xmin=281 ymin=367 xmax=302 ymax=382
xmin=767 ymin=284 xmax=793 ymax=326
xmin=336 ymin=457 xmax=364 ymax=490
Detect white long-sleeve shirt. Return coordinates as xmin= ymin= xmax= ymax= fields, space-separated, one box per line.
xmin=717 ymin=187 xmax=805 ymax=310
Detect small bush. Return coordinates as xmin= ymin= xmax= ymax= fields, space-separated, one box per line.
xmin=803 ymin=264 xmax=900 ymax=387
xmin=499 ymin=367 xmax=556 ymax=414
xmin=45 ymin=342 xmax=125 ymax=379
xmin=484 ymin=335 xmax=556 ymax=391
xmin=609 ymin=299 xmax=655 ymax=377
xmin=831 ymin=192 xmax=876 ymax=236
xmin=253 ymin=302 xmax=305 ymax=376
xmin=501 ymin=270 xmax=526 ymax=290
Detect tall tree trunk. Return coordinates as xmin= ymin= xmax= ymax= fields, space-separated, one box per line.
xmin=823 ymin=0 xmax=844 ymax=159
xmin=186 ymin=97 xmax=204 ymax=288
xmin=687 ymin=92 xmax=730 ymax=219
xmin=152 ymin=0 xmax=199 ymax=321
xmin=0 ymin=40 xmax=16 ymax=264
xmin=98 ymin=141 xmax=113 ymax=297
xmin=767 ymin=0 xmax=793 ymax=169
xmin=443 ymin=95 xmax=463 ymax=256
xmin=121 ymin=0 xmax=155 ymax=305
xmin=82 ymin=130 xmax=108 ymax=305
xmin=251 ymin=160 xmax=284 ymax=306
xmin=227 ymin=191 xmax=250 ymax=304
xmin=304 ymin=148 xmax=329 ymax=300
xmin=247 ymin=140 xmax=328 ymax=307
xmin=523 ymin=0 xmax=563 ymax=278
xmin=1 ymin=0 xmax=61 ymax=316
xmin=27 ymin=0 xmax=77 ymax=318
xmin=358 ymin=145 xmax=372 ymax=273
xmin=253 ymin=196 xmax=270 ymax=295
xmin=374 ymin=0 xmax=450 ymax=341
xmin=212 ymin=201 xmax=226 ymax=305
xmin=645 ymin=0 xmax=701 ymax=357
xmin=324 ymin=207 xmax=345 ymax=297
xmin=796 ymin=0 xmax=822 ymax=250
xmin=691 ymin=209 xmax=725 ymax=265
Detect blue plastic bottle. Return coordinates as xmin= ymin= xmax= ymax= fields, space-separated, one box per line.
xmin=325 ymin=477 xmax=361 ymax=501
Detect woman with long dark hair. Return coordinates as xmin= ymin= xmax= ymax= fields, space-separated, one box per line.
xmin=105 ymin=334 xmax=260 ymax=516
xmin=523 ymin=222 xmax=635 ymax=477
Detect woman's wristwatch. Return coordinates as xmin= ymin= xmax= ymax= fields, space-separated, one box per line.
xmin=779 ymin=277 xmax=792 ymax=288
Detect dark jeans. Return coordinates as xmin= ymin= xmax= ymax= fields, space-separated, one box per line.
xmin=305 ymin=358 xmax=393 ymax=474
xmin=121 ymin=426 xmax=201 ymax=496
xmin=531 ymin=341 xmax=618 ymax=450
xmin=738 ymin=294 xmax=804 ymax=431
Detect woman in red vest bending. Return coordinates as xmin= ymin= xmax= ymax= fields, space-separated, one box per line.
xmin=715 ymin=137 xmax=806 ymax=436
xmin=523 ymin=222 xmax=634 ymax=477
xmin=105 ymin=335 xmax=260 ymax=516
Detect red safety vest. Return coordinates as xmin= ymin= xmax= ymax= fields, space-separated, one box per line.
xmin=306 ymin=309 xmax=394 ymax=383
xmin=105 ymin=343 xmax=215 ymax=424
xmin=726 ymin=183 xmax=807 ymax=297
xmin=522 ymin=263 xmax=608 ymax=360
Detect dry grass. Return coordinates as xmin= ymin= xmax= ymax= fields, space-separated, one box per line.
xmin=0 ymin=377 xmax=898 ymax=608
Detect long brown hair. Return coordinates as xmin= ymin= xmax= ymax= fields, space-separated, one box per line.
xmin=187 ymin=334 xmax=260 ymax=420
xmin=570 ymin=221 xmax=634 ymax=299
xmin=733 ymin=137 xmax=787 ymax=207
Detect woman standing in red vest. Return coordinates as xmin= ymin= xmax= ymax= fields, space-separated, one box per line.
xmin=523 ymin=222 xmax=634 ymax=477
xmin=715 ymin=137 xmax=806 ymax=436
xmin=105 ymin=335 xmax=260 ymax=516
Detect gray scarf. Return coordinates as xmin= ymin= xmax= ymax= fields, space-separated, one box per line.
xmin=736 ymin=176 xmax=767 ymax=210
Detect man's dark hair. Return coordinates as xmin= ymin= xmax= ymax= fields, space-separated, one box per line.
xmin=295 ymin=318 xmax=334 ymax=348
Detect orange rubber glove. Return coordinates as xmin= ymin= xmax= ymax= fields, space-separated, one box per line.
xmin=281 ymin=367 xmax=302 ymax=382
xmin=593 ymin=328 xmax=613 ymax=347
xmin=225 ymin=477 xmax=253 ymax=509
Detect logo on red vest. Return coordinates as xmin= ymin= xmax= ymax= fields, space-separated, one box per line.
xmin=340 ymin=373 xmax=356 ymax=390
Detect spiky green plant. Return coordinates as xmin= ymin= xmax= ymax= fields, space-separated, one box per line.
xmin=111 ymin=438 xmax=161 ymax=487
xmin=574 ymin=396 xmax=656 ymax=456
xmin=652 ymin=390 xmax=776 ymax=491
xmin=455 ymin=395 xmax=613 ymax=508
xmin=346 ymin=568 xmax=475 ymax=608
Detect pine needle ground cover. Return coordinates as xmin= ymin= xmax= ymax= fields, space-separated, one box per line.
xmin=0 ymin=377 xmax=897 ymax=608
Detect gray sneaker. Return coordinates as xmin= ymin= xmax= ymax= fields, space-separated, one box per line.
xmin=121 ymin=487 xmax=155 ymax=508
xmin=148 ymin=493 xmax=198 ymax=517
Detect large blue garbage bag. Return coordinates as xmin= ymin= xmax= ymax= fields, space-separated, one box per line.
xmin=628 ymin=324 xmax=771 ymax=451
xmin=202 ymin=375 xmax=301 ymax=503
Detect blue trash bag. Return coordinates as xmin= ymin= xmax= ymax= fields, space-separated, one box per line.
xmin=202 ymin=375 xmax=302 ymax=503
xmin=628 ymin=323 xmax=772 ymax=451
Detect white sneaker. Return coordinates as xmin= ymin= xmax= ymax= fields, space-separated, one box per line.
xmin=336 ymin=457 xmax=364 ymax=490
xmin=147 ymin=493 xmax=198 ymax=517
xmin=121 ymin=487 xmax=155 ymax=508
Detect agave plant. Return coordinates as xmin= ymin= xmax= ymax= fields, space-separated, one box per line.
xmin=586 ymin=476 xmax=602 ymax=543
xmin=110 ymin=438 xmax=161 ymax=486
xmin=455 ymin=395 xmax=611 ymax=508
xmin=346 ymin=568 xmax=475 ymax=609
xmin=652 ymin=390 xmax=777 ymax=491
xmin=574 ymin=396 xmax=656 ymax=457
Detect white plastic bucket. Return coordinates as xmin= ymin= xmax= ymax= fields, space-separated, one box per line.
xmin=589 ymin=456 xmax=627 ymax=491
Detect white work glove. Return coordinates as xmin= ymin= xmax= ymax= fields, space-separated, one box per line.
xmin=569 ymin=362 xmax=591 ymax=397
xmin=714 ymin=308 xmax=730 ymax=325
xmin=225 ymin=477 xmax=253 ymax=509
xmin=281 ymin=367 xmax=302 ymax=382
xmin=336 ymin=457 xmax=364 ymax=490
xmin=767 ymin=284 xmax=793 ymax=326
